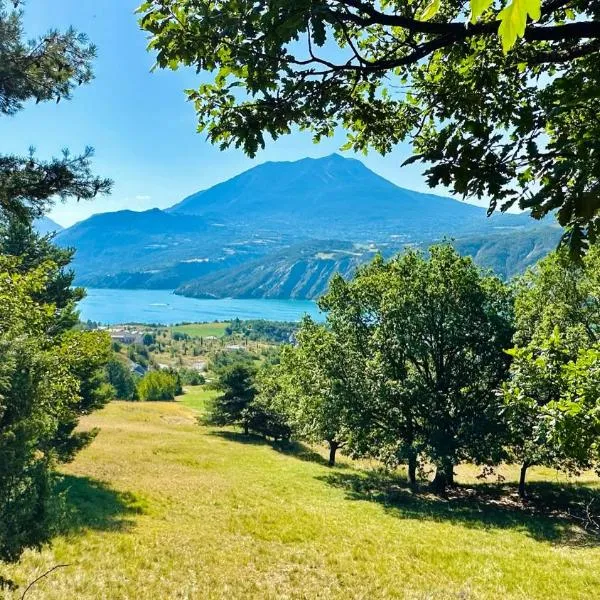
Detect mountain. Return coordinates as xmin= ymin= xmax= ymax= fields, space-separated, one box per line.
xmin=170 ymin=153 xmax=531 ymax=241
xmin=176 ymin=226 xmax=562 ymax=300
xmin=54 ymin=154 xmax=556 ymax=295
xmin=34 ymin=216 xmax=63 ymax=235
xmin=56 ymin=208 xmax=271 ymax=281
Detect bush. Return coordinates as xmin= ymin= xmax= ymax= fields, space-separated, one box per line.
xmin=137 ymin=371 xmax=179 ymax=401
xmin=179 ymin=368 xmax=205 ymax=386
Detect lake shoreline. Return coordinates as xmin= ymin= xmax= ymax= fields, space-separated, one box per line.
xmin=78 ymin=288 xmax=323 ymax=325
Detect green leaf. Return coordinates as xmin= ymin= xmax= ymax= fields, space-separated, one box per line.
xmin=498 ymin=0 xmax=541 ymax=53
xmin=420 ymin=0 xmax=440 ymax=22
xmin=470 ymin=0 xmax=494 ymax=24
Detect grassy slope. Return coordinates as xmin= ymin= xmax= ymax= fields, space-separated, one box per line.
xmin=171 ymin=322 xmax=230 ymax=338
xmin=3 ymin=389 xmax=600 ymax=599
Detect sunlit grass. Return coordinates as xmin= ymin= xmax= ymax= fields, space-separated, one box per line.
xmin=171 ymin=322 xmax=230 ymax=338
xmin=2 ymin=393 xmax=600 ymax=599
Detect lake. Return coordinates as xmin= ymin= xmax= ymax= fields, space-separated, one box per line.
xmin=78 ymin=288 xmax=323 ymax=325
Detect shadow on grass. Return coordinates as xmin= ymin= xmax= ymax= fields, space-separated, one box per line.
xmin=319 ymin=469 xmax=600 ymax=546
xmin=57 ymin=475 xmax=144 ymax=535
xmin=209 ymin=430 xmax=345 ymax=468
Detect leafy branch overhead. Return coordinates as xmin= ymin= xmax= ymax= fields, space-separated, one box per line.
xmin=0 ymin=0 xmax=111 ymax=222
xmin=139 ymin=0 xmax=600 ymax=257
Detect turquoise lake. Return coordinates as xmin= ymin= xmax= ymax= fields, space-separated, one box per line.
xmin=78 ymin=288 xmax=323 ymax=325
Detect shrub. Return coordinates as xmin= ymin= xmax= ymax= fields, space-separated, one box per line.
xmin=137 ymin=371 xmax=179 ymax=401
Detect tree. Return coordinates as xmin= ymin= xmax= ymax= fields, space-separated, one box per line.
xmin=0 ymin=218 xmax=83 ymax=331
xmin=504 ymin=248 xmax=600 ymax=496
xmin=512 ymin=247 xmax=600 ymax=348
xmin=504 ymin=331 xmax=600 ymax=497
xmin=263 ymin=320 xmax=361 ymax=466
xmin=140 ymin=0 xmax=600 ymax=256
xmin=320 ymin=245 xmax=514 ymax=489
xmin=0 ymin=219 xmax=114 ymax=463
xmin=106 ymin=358 xmax=138 ymax=401
xmin=137 ymin=371 xmax=180 ymax=401
xmin=0 ymin=0 xmax=111 ymax=560
xmin=205 ymin=363 xmax=258 ymax=435
xmin=0 ymin=0 xmax=110 ymax=222
xmin=142 ymin=333 xmax=156 ymax=346
xmin=0 ymin=259 xmax=111 ymax=561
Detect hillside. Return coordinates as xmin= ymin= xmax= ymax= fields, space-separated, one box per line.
xmin=4 ymin=395 xmax=599 ymax=599
xmin=57 ymin=208 xmax=270 ymax=281
xmin=176 ymin=241 xmax=371 ymax=299
xmin=176 ymin=227 xmax=562 ymax=300
xmin=55 ymin=155 xmax=554 ymax=293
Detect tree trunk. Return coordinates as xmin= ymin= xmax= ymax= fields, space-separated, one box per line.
xmin=243 ymin=423 xmax=249 ymax=436
xmin=432 ymin=460 xmax=454 ymax=493
xmin=518 ymin=462 xmax=529 ymax=499
xmin=407 ymin=453 xmax=417 ymax=487
xmin=328 ymin=440 xmax=339 ymax=467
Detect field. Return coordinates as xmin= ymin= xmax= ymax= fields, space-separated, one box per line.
xmin=3 ymin=388 xmax=600 ymax=599
xmin=171 ymin=322 xmax=230 ymax=338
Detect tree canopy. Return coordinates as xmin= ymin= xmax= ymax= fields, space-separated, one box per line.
xmin=139 ymin=0 xmax=600 ymax=256
xmin=503 ymin=247 xmax=600 ymax=495
xmin=0 ymin=0 xmax=110 ymax=222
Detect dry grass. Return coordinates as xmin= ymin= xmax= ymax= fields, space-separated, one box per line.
xmin=2 ymin=388 xmax=600 ymax=599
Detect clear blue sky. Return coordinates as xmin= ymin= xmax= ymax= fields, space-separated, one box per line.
xmin=0 ymin=0 xmax=475 ymax=227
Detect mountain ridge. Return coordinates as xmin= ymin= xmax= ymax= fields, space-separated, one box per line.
xmin=54 ymin=154 xmax=557 ymax=297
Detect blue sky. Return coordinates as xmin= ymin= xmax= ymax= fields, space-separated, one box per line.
xmin=0 ymin=0 xmax=473 ymax=226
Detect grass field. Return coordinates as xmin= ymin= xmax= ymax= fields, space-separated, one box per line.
xmin=171 ymin=322 xmax=230 ymax=338
xmin=3 ymin=387 xmax=600 ymax=599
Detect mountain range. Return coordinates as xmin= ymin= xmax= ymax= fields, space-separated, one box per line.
xmin=54 ymin=154 xmax=561 ymax=300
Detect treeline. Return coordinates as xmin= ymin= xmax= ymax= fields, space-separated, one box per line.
xmin=225 ymin=319 xmax=297 ymax=343
xmin=206 ymin=244 xmax=600 ymax=497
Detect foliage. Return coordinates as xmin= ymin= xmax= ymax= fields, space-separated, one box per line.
xmin=106 ymin=359 xmax=138 ymax=401
xmin=128 ymin=344 xmax=150 ymax=368
xmin=137 ymin=371 xmax=179 ymax=402
xmin=142 ymin=333 xmax=155 ymax=346
xmin=178 ymin=367 xmax=205 ymax=387
xmin=209 ymin=348 xmax=257 ymax=372
xmin=314 ymin=245 xmax=513 ymax=485
xmin=504 ymin=248 xmax=600 ymax=495
xmin=0 ymin=257 xmax=111 ymax=561
xmin=512 ymin=246 xmax=600 ymax=347
xmin=225 ymin=318 xmax=297 ymax=343
xmin=0 ymin=0 xmax=110 ymax=222
xmin=205 ymin=362 xmax=290 ymax=438
xmin=140 ymin=0 xmax=600 ymax=256
xmin=0 ymin=0 xmax=111 ymax=563
xmin=504 ymin=331 xmax=600 ymax=493
xmin=205 ymin=363 xmax=258 ymax=434
xmin=262 ymin=320 xmax=359 ymax=465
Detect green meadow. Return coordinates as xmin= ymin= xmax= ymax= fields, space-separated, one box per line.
xmin=2 ymin=387 xmax=599 ymax=599
xmin=171 ymin=322 xmax=230 ymax=339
